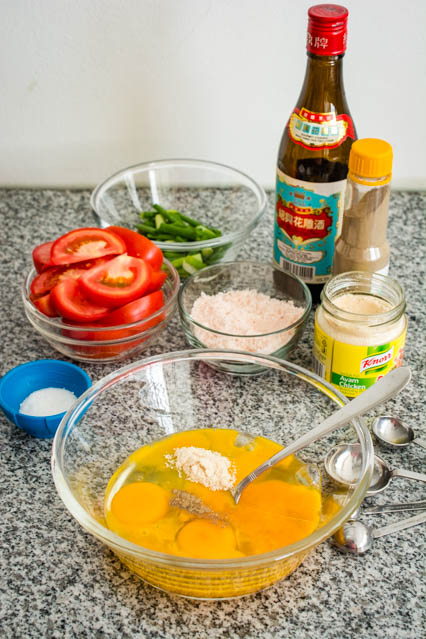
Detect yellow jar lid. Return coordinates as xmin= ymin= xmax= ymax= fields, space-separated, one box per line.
xmin=348 ymin=138 xmax=393 ymax=185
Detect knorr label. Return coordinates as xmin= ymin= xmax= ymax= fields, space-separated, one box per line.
xmin=313 ymin=321 xmax=406 ymax=398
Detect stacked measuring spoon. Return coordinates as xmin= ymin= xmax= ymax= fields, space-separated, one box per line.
xmin=326 ymin=415 xmax=426 ymax=554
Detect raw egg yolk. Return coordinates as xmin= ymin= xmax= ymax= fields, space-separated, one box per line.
xmin=110 ymin=482 xmax=169 ymax=525
xmin=176 ymin=519 xmax=237 ymax=559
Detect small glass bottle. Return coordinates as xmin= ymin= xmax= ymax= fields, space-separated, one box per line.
xmin=313 ymin=271 xmax=407 ymax=398
xmin=333 ymin=138 xmax=393 ymax=275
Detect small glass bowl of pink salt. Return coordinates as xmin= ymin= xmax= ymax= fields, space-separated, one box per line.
xmin=178 ymin=261 xmax=312 ymax=374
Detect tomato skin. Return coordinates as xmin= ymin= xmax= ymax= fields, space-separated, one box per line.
xmin=107 ymin=226 xmax=163 ymax=271
xmin=33 ymin=292 xmax=58 ymax=317
xmin=30 ymin=257 xmax=112 ymax=298
xmin=63 ymin=291 xmax=165 ymax=358
xmin=50 ymin=228 xmax=126 ymax=266
xmin=89 ymin=290 xmax=165 ymax=343
xmin=31 ymin=267 xmax=63 ymax=299
xmin=51 ymin=279 xmax=110 ymax=322
xmin=32 ymin=241 xmax=54 ymax=273
xmin=78 ymin=254 xmax=152 ymax=307
xmin=144 ymin=270 xmax=168 ymax=294
xmin=97 ymin=290 xmax=165 ymax=327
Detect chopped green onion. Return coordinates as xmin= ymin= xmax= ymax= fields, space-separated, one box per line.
xmin=137 ymin=203 xmax=228 ymax=277
xmin=155 ymin=213 xmax=166 ymax=229
xmin=158 ymin=223 xmax=197 ymax=239
xmin=182 ymin=259 xmax=199 ymax=275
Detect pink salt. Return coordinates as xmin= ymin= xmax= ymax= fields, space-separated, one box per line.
xmin=190 ymin=289 xmax=304 ymax=353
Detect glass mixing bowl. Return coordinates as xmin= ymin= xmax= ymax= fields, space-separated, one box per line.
xmin=90 ymin=159 xmax=268 ymax=278
xmin=21 ymin=259 xmax=179 ymax=363
xmin=52 ymin=350 xmax=374 ymax=599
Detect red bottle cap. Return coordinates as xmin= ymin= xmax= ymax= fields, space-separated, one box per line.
xmin=307 ymin=4 xmax=349 ymax=56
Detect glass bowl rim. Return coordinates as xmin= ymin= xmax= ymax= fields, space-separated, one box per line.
xmin=89 ymin=158 xmax=268 ymax=251
xmin=21 ymin=258 xmax=180 ymax=339
xmin=51 ymin=348 xmax=374 ymax=569
xmin=178 ymin=261 xmax=312 ymax=338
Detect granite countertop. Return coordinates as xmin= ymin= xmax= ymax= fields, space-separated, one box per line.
xmin=0 ymin=189 xmax=425 ymax=639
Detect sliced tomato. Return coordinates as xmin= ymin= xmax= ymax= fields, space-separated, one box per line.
xmin=63 ymin=290 xmax=165 ymax=358
xmin=83 ymin=291 xmax=166 ymax=357
xmin=50 ymin=228 xmax=126 ymax=266
xmin=32 ymin=241 xmax=54 ymax=273
xmin=51 ymin=279 xmax=110 ymax=322
xmin=107 ymin=226 xmax=163 ymax=271
xmin=31 ymin=267 xmax=62 ymax=299
xmin=78 ymin=254 xmax=152 ymax=308
xmin=64 ymin=290 xmax=165 ymax=337
xmin=144 ymin=270 xmax=168 ymax=294
xmin=32 ymin=292 xmax=58 ymax=317
xmin=97 ymin=290 xmax=165 ymax=328
xmin=30 ymin=257 xmax=112 ymax=299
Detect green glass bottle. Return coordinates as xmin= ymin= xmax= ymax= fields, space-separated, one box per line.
xmin=273 ymin=4 xmax=357 ymax=302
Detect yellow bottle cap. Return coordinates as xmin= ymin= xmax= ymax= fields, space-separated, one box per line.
xmin=348 ymin=138 xmax=393 ymax=186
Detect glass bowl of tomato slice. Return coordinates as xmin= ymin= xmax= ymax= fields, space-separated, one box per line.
xmin=90 ymin=159 xmax=268 ymax=279
xmin=22 ymin=227 xmax=180 ymax=363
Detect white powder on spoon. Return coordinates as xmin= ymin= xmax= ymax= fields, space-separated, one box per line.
xmin=190 ymin=289 xmax=304 ymax=353
xmin=165 ymin=447 xmax=236 ymax=491
xmin=19 ymin=387 xmax=77 ymax=416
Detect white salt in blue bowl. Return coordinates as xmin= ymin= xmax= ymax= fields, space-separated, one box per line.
xmin=0 ymin=359 xmax=92 ymax=438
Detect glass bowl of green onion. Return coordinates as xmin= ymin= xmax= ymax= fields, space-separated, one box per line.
xmin=90 ymin=159 xmax=268 ymax=279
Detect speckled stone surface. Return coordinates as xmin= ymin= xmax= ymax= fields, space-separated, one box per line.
xmin=0 ymin=189 xmax=425 ymax=639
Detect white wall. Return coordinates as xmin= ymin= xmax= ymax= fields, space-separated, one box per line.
xmin=1 ymin=0 xmax=425 ymax=189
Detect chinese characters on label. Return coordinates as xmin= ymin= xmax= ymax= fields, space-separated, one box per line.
xmin=273 ymin=171 xmax=346 ymax=283
xmin=288 ymin=107 xmax=354 ymax=150
xmin=277 ymin=209 xmax=326 ymax=231
xmin=307 ymin=33 xmax=328 ymax=49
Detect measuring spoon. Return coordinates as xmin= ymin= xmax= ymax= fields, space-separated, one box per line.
xmin=349 ymin=500 xmax=426 ymax=520
xmin=332 ymin=511 xmax=426 ymax=554
xmin=325 ymin=442 xmax=426 ymax=496
xmin=372 ymin=416 xmax=426 ymax=450
xmin=231 ymin=366 xmax=411 ymax=504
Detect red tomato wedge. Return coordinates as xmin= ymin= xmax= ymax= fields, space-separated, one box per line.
xmin=107 ymin=226 xmax=163 ymax=271
xmin=63 ymin=291 xmax=165 ymax=358
xmin=32 ymin=241 xmax=54 ymax=273
xmin=78 ymin=254 xmax=152 ymax=307
xmin=50 ymin=228 xmax=126 ymax=266
xmin=144 ymin=270 xmax=168 ymax=294
xmin=30 ymin=257 xmax=111 ymax=299
xmin=33 ymin=292 xmax=58 ymax=317
xmin=89 ymin=291 xmax=165 ymax=347
xmin=51 ymin=279 xmax=110 ymax=322
xmin=97 ymin=290 xmax=165 ymax=327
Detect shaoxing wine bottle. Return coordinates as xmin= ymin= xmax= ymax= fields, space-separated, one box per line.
xmin=273 ymin=4 xmax=357 ymax=302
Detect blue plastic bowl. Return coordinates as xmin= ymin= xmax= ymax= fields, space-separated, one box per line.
xmin=0 ymin=359 xmax=92 ymax=438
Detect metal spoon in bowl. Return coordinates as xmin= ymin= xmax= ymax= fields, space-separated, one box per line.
xmin=231 ymin=366 xmax=411 ymax=504
xmin=325 ymin=442 xmax=426 ymax=496
xmin=332 ymin=511 xmax=426 ymax=554
xmin=372 ymin=416 xmax=426 ymax=450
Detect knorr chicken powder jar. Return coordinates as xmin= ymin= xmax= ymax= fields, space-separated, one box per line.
xmin=313 ymin=271 xmax=407 ymax=397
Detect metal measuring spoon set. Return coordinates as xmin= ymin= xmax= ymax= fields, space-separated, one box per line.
xmin=324 ymin=415 xmax=426 ymax=554
xmin=325 ymin=409 xmax=426 ymax=554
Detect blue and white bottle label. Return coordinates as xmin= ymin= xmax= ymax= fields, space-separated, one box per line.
xmin=274 ymin=169 xmax=346 ymax=283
